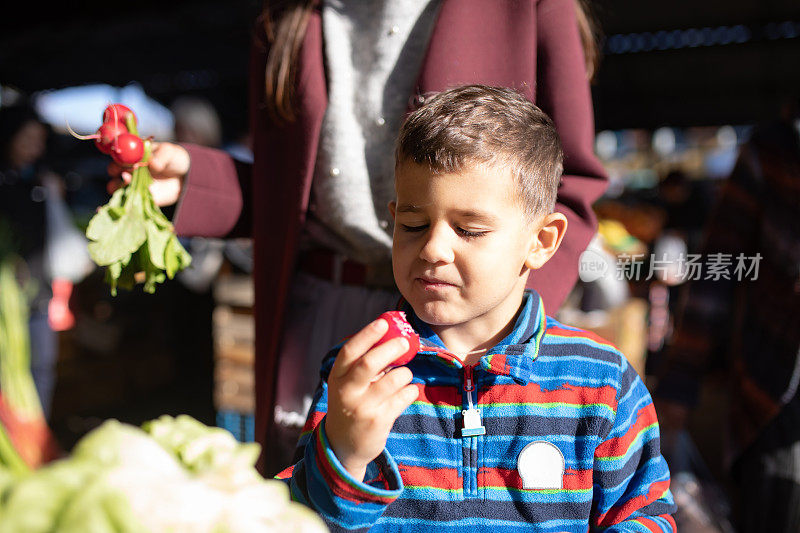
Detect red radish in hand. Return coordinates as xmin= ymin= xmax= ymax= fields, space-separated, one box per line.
xmin=110 ymin=133 xmax=145 ymax=166
xmin=64 ymin=120 xmax=128 ymax=154
xmin=103 ymin=103 xmax=137 ymax=126
xmin=375 ymin=311 xmax=420 ymax=366
xmin=94 ymin=121 xmax=129 ymax=154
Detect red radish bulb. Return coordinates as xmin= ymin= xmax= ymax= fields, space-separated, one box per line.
xmin=375 ymin=311 xmax=420 ymax=366
xmin=103 ymin=104 xmax=137 ymax=126
xmin=93 ymin=121 xmax=128 ymax=154
xmin=110 ymin=133 xmax=144 ymax=166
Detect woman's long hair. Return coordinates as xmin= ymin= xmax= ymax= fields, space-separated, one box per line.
xmin=261 ymin=0 xmax=315 ymax=124
xmin=573 ymin=0 xmax=603 ymax=84
xmin=260 ymin=0 xmax=602 ymax=123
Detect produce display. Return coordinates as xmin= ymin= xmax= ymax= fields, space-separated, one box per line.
xmin=69 ymin=104 xmax=191 ymax=296
xmin=0 ymin=225 xmax=326 ymax=532
xmin=375 ymin=311 xmax=420 ymax=366
xmin=0 ymin=225 xmax=60 ymax=474
xmin=0 ymin=415 xmax=328 ymax=532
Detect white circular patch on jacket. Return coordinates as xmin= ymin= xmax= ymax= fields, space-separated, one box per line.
xmin=518 ymin=441 xmax=565 ymax=490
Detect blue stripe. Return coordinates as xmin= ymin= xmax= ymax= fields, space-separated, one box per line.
xmin=376 ymin=515 xmax=589 ymax=531
xmin=482 ymin=402 xmax=615 ymax=419
xmin=480 ymin=487 xmax=594 ymax=504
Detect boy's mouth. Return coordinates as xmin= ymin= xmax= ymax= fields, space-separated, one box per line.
xmin=416 ymin=275 xmax=457 ymax=290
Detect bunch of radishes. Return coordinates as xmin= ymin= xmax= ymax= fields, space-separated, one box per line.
xmin=70 ymin=104 xmax=146 ymax=167
xmin=70 ymin=103 xmax=192 ymax=296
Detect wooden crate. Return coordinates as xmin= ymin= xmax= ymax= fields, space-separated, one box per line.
xmin=212 ymin=273 xmax=255 ymax=415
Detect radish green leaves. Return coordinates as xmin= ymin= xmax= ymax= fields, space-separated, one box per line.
xmin=82 ymin=105 xmax=191 ymax=295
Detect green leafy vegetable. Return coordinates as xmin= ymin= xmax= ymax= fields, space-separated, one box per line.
xmin=83 ymin=109 xmax=191 ymax=296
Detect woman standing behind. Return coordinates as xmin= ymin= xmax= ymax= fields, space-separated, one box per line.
xmin=110 ymin=0 xmax=608 ymax=475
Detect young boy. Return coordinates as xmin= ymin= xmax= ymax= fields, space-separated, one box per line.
xmin=276 ymin=85 xmax=676 ymax=532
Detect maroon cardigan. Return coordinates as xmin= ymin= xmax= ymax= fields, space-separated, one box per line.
xmin=173 ymin=0 xmax=608 ymax=474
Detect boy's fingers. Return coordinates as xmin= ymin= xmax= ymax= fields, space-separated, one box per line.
xmin=369 ymin=366 xmax=414 ymax=402
xmin=383 ymin=384 xmax=419 ymax=418
xmin=348 ymin=337 xmax=408 ymax=386
xmin=331 ymin=319 xmax=389 ymax=379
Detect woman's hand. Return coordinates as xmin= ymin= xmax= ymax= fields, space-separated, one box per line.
xmin=107 ymin=141 xmax=189 ymax=206
xmin=325 ymin=318 xmax=420 ymax=482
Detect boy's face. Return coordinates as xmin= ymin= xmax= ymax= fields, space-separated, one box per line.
xmin=389 ymin=160 xmax=549 ymax=329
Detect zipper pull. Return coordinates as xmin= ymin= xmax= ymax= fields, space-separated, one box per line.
xmin=462 ymin=366 xmax=485 ymax=437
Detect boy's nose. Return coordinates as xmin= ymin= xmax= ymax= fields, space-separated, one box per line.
xmin=418 ymin=224 xmax=455 ymax=264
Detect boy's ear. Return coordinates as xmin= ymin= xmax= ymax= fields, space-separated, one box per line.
xmin=388 ymin=200 xmax=397 ymax=220
xmin=525 ymin=212 xmax=568 ymax=270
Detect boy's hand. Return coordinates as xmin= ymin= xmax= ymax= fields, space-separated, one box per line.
xmin=325 ymin=318 xmax=420 ymax=482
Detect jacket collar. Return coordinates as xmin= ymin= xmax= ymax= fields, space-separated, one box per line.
xmin=398 ymin=289 xmax=547 ymax=385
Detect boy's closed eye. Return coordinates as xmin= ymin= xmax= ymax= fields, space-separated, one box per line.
xmin=399 ymin=223 xmax=489 ymax=239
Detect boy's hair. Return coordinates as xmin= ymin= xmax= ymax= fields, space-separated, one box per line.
xmin=396 ymin=85 xmax=563 ymax=220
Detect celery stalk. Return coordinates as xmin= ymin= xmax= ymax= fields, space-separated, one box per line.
xmin=0 ymin=257 xmax=44 ymax=420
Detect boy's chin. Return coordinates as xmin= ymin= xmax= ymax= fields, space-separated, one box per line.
xmin=410 ymin=299 xmax=463 ymax=327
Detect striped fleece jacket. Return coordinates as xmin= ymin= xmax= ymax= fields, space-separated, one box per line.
xmin=276 ymin=289 xmax=676 ymax=532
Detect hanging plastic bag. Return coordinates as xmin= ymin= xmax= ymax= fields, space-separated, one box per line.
xmin=42 ymin=174 xmax=93 ymax=283
xmin=42 ymin=174 xmax=94 ymax=331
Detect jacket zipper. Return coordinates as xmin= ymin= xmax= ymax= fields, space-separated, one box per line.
xmin=461 ymin=365 xmax=484 ymax=498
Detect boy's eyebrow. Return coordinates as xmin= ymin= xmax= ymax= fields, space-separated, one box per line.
xmin=396 ymin=203 xmax=424 ymax=213
xmin=396 ymin=204 xmax=498 ymax=223
xmin=455 ymin=209 xmax=499 ymax=223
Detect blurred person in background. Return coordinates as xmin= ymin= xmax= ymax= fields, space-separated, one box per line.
xmin=109 ymin=0 xmax=609 ymax=475
xmin=0 ymin=102 xmax=70 ymax=420
xmin=654 ymin=169 xmax=714 ymax=255
xmin=171 ymin=95 xmax=223 ymax=149
xmin=654 ymin=97 xmax=800 ymax=533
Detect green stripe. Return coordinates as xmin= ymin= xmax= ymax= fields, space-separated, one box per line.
xmin=531 ymin=301 xmax=546 ymax=360
xmin=410 ymin=401 xmax=459 ymax=411
xmin=484 ymin=486 xmax=592 ymax=495
xmin=318 ymin=425 xmax=366 ymax=494
xmin=404 ymin=485 xmax=593 ymax=495
xmin=403 ymin=485 xmax=463 ymax=494
xmin=408 ymin=399 xmax=615 ymax=413
xmin=482 ymin=401 xmax=615 ymax=411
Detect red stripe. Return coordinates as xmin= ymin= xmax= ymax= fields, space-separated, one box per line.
xmin=595 ymin=405 xmax=658 ymax=458
xmin=547 ymin=325 xmax=617 ymax=348
xmin=480 ymin=467 xmax=593 ymax=491
xmin=486 ymin=354 xmax=511 ymax=375
xmin=414 ymin=383 xmax=459 ymax=406
xmin=398 ymin=464 xmax=460 ymax=491
xmin=275 ymin=465 xmax=294 ymax=480
xmin=481 ymin=382 xmax=618 ymax=409
xmin=638 ymin=518 xmax=664 ymax=533
xmin=596 ymin=479 xmax=672 ymax=526
xmin=301 ymin=410 xmax=326 ymax=434
xmin=630 ymin=515 xmax=675 ymax=533
xmin=417 ymin=344 xmax=462 ymax=365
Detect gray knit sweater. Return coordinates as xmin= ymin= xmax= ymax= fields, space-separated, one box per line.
xmin=302 ymin=0 xmax=442 ymax=270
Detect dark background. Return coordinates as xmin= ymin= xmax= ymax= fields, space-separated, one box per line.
xmin=1 ymin=0 xmax=798 ymax=135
